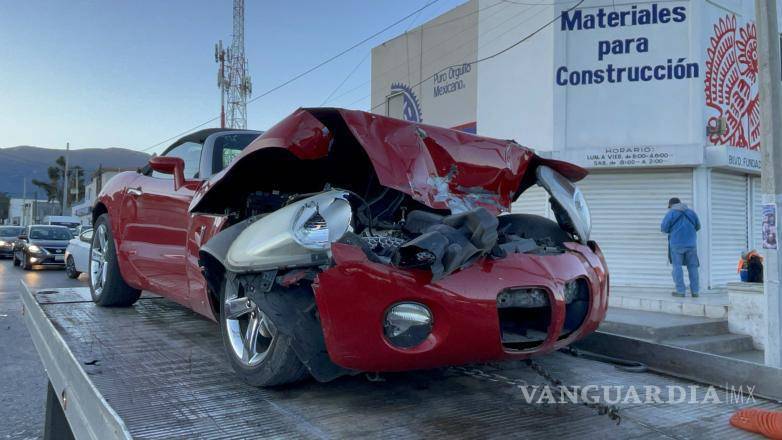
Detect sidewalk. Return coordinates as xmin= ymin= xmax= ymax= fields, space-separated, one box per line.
xmin=608 ymin=285 xmax=729 ymax=318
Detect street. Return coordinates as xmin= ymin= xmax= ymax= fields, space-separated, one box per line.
xmin=0 ymin=259 xmax=85 ymax=439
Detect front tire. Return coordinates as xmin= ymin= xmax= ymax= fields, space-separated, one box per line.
xmin=219 ymin=279 xmax=309 ymax=387
xmin=90 ymin=214 xmax=141 ymax=307
xmin=12 ymin=253 xmax=20 ymax=267
xmin=21 ymin=253 xmax=32 ymax=270
xmin=65 ymin=256 xmax=80 ymax=279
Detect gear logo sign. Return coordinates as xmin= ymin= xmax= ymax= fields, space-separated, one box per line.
xmin=704 ymin=15 xmax=760 ymax=150
xmin=390 ymin=83 xmax=423 ymax=123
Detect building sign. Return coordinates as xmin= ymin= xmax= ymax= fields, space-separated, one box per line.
xmin=704 ymin=15 xmax=759 ymax=150
xmin=562 ymin=144 xmax=702 ymax=169
xmin=705 ymin=146 xmax=761 ymax=174
xmin=389 ymin=83 xmax=422 ymax=123
xmin=433 ymin=63 xmax=472 ymax=98
xmin=556 ymin=3 xmax=697 ymax=87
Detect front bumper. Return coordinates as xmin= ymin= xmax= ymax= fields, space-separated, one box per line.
xmin=313 ymin=241 xmax=609 ymax=372
xmin=28 ymin=253 xmax=66 ymax=266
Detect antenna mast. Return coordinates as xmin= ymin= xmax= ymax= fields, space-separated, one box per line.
xmin=216 ymin=0 xmax=252 ymax=129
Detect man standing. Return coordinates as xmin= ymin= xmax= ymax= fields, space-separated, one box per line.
xmin=661 ymin=197 xmax=701 ymax=297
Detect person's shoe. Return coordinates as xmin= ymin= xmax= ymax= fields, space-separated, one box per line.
xmin=691 ymin=292 xmax=700 ymax=298
xmin=671 ymin=291 xmax=685 ymax=298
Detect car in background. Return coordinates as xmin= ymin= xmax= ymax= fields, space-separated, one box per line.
xmin=65 ymin=227 xmax=93 ymax=278
xmin=0 ymin=226 xmax=25 ymax=258
xmin=13 ymin=225 xmax=73 ymax=270
xmin=42 ymin=215 xmax=82 ymax=236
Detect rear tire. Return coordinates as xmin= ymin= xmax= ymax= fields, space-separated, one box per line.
xmin=65 ymin=256 xmax=80 ymax=279
xmin=219 ymin=279 xmax=309 ymax=387
xmin=90 ymin=214 xmax=141 ymax=307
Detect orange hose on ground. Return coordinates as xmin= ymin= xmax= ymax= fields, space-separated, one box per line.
xmin=730 ymin=408 xmax=782 ymax=440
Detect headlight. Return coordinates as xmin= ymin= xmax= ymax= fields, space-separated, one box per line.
xmin=536 ymin=166 xmax=591 ymax=243
xmin=0 ymin=240 xmax=7 ymax=246
xmin=226 ymin=190 xmax=352 ymax=271
xmin=291 ymin=196 xmax=352 ymax=250
xmin=28 ymin=245 xmax=43 ymax=253
xmin=383 ymin=302 xmax=433 ymax=348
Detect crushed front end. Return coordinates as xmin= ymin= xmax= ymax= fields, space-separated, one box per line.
xmin=195 ymin=108 xmax=608 ymax=381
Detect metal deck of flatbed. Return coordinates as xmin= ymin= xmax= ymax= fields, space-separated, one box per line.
xmin=21 ymin=283 xmax=780 ymax=439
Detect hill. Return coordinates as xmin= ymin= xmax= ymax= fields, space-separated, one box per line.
xmin=0 ymin=146 xmax=150 ymax=198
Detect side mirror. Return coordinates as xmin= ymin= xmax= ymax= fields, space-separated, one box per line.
xmin=148 ymin=156 xmax=186 ymax=190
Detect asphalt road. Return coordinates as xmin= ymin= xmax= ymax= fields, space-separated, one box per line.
xmin=0 ymin=258 xmax=86 ymax=440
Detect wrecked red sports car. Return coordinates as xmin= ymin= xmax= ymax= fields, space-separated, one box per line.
xmin=91 ymin=108 xmax=608 ymax=386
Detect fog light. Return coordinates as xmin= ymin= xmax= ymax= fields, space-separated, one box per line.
xmin=383 ymin=302 xmax=433 ymax=348
xmin=30 ymin=257 xmax=38 ymax=263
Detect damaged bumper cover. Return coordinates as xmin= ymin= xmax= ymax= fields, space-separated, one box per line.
xmin=313 ymin=240 xmax=609 ymax=372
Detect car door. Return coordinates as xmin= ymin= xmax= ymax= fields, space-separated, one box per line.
xmin=122 ymin=141 xmax=204 ymax=305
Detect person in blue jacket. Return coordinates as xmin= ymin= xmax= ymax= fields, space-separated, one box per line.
xmin=661 ymin=197 xmax=701 ymax=297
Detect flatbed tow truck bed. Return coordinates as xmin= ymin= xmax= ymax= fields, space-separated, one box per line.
xmin=20 ymin=282 xmax=780 ymax=439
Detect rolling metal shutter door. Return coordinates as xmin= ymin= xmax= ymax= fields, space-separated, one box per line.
xmin=710 ymin=172 xmax=748 ymax=287
xmin=751 ymin=176 xmax=762 ymax=251
xmin=577 ymin=170 xmax=693 ymax=287
xmin=511 ymin=184 xmax=551 ymax=218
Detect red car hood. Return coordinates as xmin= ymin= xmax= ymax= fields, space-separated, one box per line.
xmin=190 ymin=108 xmax=586 ymax=214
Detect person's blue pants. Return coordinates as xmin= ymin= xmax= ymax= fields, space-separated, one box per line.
xmin=671 ymin=246 xmax=699 ymax=294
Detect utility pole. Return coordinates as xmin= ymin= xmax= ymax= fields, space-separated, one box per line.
xmin=755 ymin=0 xmax=782 ymax=368
xmin=62 ymin=142 xmax=69 ymax=215
xmin=215 ymin=0 xmax=252 ymax=129
xmin=22 ymin=178 xmax=26 ymax=226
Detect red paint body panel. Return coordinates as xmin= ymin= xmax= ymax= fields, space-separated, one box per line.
xmin=313 ymin=242 xmax=608 ymax=372
xmin=191 ymin=108 xmax=586 ymax=214
xmin=95 ymin=108 xmax=605 ymax=373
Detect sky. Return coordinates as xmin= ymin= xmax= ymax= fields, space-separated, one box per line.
xmin=0 ymin=0 xmax=465 ymax=154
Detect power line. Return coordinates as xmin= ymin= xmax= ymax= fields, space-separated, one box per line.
xmin=320 ymin=52 xmax=370 ymax=106
xmin=139 ymin=0 xmax=444 ymax=154
xmin=325 ymin=0 xmax=523 ymax=105
xmin=337 ymin=0 xmax=551 ymax=107
xmin=368 ymin=0 xmax=584 ymax=113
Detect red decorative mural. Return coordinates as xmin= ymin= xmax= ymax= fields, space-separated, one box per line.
xmin=705 ymin=15 xmax=760 ymax=150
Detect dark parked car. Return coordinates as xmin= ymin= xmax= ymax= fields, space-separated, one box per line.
xmin=13 ymin=225 xmax=72 ymax=270
xmin=0 ymin=226 xmax=25 ymax=258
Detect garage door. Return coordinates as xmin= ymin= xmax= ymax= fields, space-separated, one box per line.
xmin=511 ymin=184 xmax=551 ymax=218
xmin=578 ymin=170 xmax=693 ymax=287
xmin=710 ymin=171 xmax=749 ymax=286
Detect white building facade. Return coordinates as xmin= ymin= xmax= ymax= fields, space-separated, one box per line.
xmin=371 ymin=0 xmax=772 ymax=289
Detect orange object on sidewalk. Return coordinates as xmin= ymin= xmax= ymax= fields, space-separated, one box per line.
xmin=730 ymin=408 xmax=782 ymax=439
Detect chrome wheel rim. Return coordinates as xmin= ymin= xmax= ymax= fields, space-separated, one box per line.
xmin=224 ymin=285 xmax=275 ymax=367
xmin=90 ymin=224 xmax=109 ymax=297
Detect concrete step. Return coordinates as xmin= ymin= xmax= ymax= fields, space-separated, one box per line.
xmin=608 ymin=286 xmax=729 ymax=318
xmin=660 ymin=333 xmax=756 ymax=355
xmin=599 ymin=308 xmax=728 ymax=342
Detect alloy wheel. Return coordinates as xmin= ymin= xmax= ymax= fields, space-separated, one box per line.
xmin=90 ymin=224 xmax=109 ymax=297
xmin=224 ymin=286 xmax=276 ymax=367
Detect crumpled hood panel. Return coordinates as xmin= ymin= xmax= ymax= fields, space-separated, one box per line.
xmin=190 ymin=108 xmax=587 ymax=214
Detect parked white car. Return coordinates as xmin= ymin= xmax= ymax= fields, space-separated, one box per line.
xmin=65 ymin=228 xmax=93 ymax=279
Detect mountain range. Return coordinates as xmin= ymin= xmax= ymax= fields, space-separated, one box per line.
xmin=0 ymin=146 xmax=151 ymax=198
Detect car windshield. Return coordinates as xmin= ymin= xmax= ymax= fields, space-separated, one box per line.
xmin=0 ymin=227 xmax=24 ymax=237
xmin=29 ymin=227 xmax=72 ymax=240
xmin=214 ymin=133 xmax=259 ymax=172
